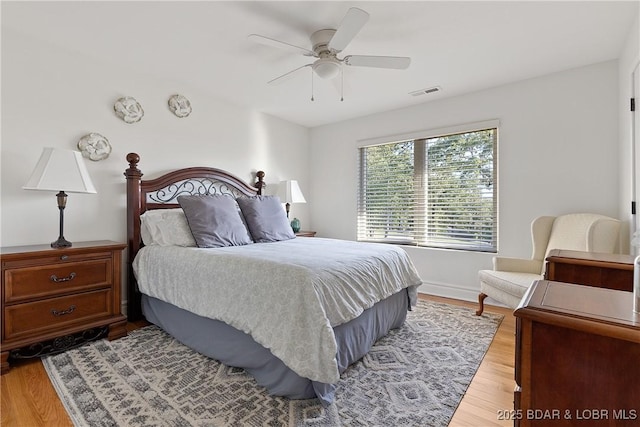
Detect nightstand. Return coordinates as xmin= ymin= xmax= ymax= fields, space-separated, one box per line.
xmin=295 ymin=231 xmax=317 ymax=237
xmin=1 ymin=240 xmax=127 ymax=374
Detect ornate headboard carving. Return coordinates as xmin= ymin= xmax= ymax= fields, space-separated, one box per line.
xmin=124 ymin=152 xmax=264 ymax=321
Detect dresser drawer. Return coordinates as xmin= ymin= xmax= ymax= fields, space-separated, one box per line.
xmin=2 ymin=250 xmax=114 ymax=269
xmin=4 ymin=259 xmax=112 ymax=303
xmin=3 ymin=289 xmax=113 ymax=340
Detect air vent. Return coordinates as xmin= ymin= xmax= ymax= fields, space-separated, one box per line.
xmin=409 ymin=86 xmax=441 ymax=97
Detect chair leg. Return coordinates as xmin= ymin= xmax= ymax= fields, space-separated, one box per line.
xmin=476 ymin=293 xmax=488 ymax=316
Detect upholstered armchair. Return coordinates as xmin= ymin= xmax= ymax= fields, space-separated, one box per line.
xmin=476 ymin=213 xmax=621 ymax=315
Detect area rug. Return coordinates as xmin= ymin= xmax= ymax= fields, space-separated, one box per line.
xmin=43 ymin=300 xmax=502 ymax=427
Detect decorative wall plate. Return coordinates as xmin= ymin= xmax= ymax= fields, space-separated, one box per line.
xmin=78 ymin=133 xmax=112 ymax=161
xmin=168 ymin=94 xmax=192 ymax=118
xmin=114 ymin=96 xmax=144 ymax=123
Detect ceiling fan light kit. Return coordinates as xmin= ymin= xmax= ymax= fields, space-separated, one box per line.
xmin=249 ymin=7 xmax=411 ymax=100
xmin=312 ymin=58 xmax=341 ymax=79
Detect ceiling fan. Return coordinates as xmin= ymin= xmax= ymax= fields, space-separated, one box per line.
xmin=248 ymin=7 xmax=411 ymax=89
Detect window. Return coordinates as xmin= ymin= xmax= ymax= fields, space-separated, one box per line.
xmin=358 ymin=123 xmax=497 ymax=252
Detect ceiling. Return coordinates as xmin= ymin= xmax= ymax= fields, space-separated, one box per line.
xmin=3 ymin=1 xmax=638 ymax=128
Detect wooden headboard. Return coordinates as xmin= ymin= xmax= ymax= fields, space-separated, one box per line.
xmin=124 ymin=152 xmax=265 ymax=321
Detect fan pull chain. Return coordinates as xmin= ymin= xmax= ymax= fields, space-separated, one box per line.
xmin=311 ymin=69 xmax=315 ymax=102
xmin=341 ymin=67 xmax=344 ymax=102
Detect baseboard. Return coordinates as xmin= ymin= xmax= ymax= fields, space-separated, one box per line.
xmin=417 ymin=282 xmax=510 ymax=310
xmin=418 ymin=281 xmax=479 ymax=303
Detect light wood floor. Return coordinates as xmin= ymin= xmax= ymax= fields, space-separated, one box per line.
xmin=1 ymin=296 xmax=515 ymax=427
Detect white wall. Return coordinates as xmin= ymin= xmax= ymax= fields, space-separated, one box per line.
xmin=2 ymin=9 xmax=634 ymax=309
xmin=618 ymin=13 xmax=640 ymax=254
xmin=0 ymin=28 xmax=311 ymax=310
xmin=310 ymin=60 xmax=621 ymax=302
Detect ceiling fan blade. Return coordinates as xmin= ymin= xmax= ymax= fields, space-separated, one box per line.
xmin=248 ymin=34 xmax=315 ymax=57
xmin=268 ymin=64 xmax=312 ymax=85
xmin=343 ymin=55 xmax=411 ymax=69
xmin=327 ymin=7 xmax=370 ymax=52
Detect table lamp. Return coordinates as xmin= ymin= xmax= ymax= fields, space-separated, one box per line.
xmin=277 ymin=180 xmax=306 ymax=231
xmin=23 ymin=147 xmax=97 ymax=248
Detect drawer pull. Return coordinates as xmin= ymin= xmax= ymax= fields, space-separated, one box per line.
xmin=50 ymin=272 xmax=76 ymax=283
xmin=51 ymin=305 xmax=76 ymax=316
xmin=60 ymin=255 xmax=69 ymax=260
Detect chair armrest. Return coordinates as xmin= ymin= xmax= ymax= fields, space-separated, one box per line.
xmin=493 ymin=257 xmax=542 ymax=274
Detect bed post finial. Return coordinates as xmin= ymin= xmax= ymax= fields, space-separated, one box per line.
xmin=255 ymin=170 xmax=265 ymax=195
xmin=126 ymin=152 xmax=140 ymax=170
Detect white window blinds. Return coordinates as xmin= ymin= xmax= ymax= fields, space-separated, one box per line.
xmin=358 ymin=127 xmax=497 ymax=252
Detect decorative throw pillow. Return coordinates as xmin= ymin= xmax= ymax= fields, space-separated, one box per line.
xmin=237 ymin=195 xmax=295 ymax=242
xmin=177 ymin=194 xmax=253 ymax=248
xmin=140 ymin=209 xmax=197 ymax=247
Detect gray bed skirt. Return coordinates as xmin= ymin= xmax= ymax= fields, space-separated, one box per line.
xmin=141 ymin=287 xmax=412 ymax=405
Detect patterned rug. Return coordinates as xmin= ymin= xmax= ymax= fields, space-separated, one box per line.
xmin=43 ymin=300 xmax=502 ymax=427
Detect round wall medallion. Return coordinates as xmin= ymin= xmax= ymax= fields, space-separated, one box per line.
xmin=78 ymin=133 xmax=112 ymax=161
xmin=168 ymin=94 xmax=192 ymax=118
xmin=114 ymin=96 xmax=144 ymax=123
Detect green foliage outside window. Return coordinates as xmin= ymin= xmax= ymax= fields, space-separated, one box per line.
xmin=358 ymin=128 xmax=497 ymax=252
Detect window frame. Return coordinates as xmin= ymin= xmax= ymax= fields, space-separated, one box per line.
xmin=357 ymin=120 xmax=499 ymax=252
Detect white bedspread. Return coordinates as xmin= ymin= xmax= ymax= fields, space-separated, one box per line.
xmin=133 ymin=237 xmax=422 ymax=383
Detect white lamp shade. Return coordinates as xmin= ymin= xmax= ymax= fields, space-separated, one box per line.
xmin=278 ymin=180 xmax=306 ymax=204
xmin=23 ymin=147 xmax=97 ymax=193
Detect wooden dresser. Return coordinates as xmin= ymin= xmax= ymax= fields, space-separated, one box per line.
xmin=544 ymin=249 xmax=634 ymax=292
xmin=1 ymin=240 xmax=127 ymax=374
xmin=514 ymin=280 xmax=639 ymax=426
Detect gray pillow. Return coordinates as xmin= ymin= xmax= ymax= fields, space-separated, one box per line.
xmin=177 ymin=195 xmax=253 ymax=248
xmin=237 ymin=195 xmax=295 ymax=242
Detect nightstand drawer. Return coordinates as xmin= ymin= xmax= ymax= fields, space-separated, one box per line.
xmin=2 ymin=250 xmax=114 ymax=269
xmin=4 ymin=289 xmax=112 ymax=340
xmin=4 ymin=259 xmax=112 ymax=303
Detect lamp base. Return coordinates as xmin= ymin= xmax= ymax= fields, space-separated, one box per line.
xmin=51 ymin=237 xmax=72 ymax=248
xmin=52 ymin=191 xmax=71 ymax=248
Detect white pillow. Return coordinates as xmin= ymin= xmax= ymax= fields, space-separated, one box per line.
xmin=140 ymin=209 xmax=197 ymax=247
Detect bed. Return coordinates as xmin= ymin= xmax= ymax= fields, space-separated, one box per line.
xmin=124 ymin=153 xmax=422 ymax=405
